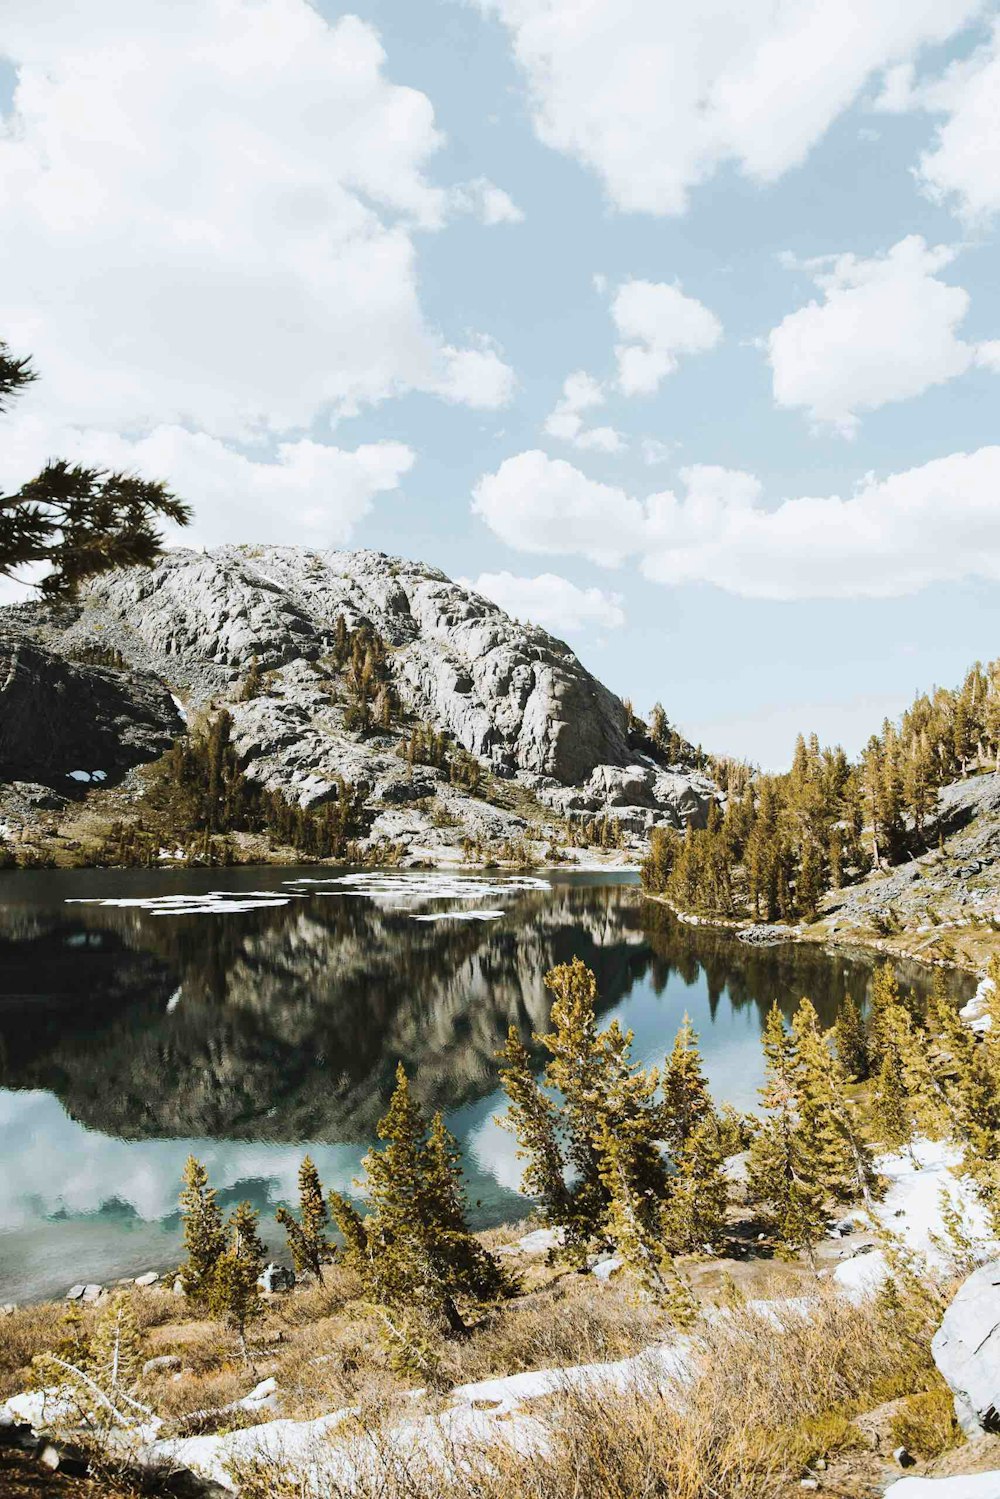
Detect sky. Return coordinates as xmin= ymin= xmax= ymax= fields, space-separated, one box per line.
xmin=2 ymin=0 xmax=1000 ymax=768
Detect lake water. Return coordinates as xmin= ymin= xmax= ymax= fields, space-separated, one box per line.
xmin=0 ymin=866 xmax=973 ymax=1303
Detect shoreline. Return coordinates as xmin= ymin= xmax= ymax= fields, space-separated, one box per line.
xmin=642 ymin=888 xmax=987 ymax=977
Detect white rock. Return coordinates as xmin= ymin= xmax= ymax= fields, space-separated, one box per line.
xmin=933 ymin=1258 xmax=1000 ymax=1435
xmin=134 ymin=1271 xmax=159 ymax=1287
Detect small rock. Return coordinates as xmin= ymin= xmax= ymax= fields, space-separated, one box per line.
xmin=36 ymin=1442 xmax=61 ymax=1471
xmin=80 ymin=1283 xmax=103 ymax=1302
xmin=65 ymin=1284 xmax=85 ymax=1301
xmin=134 ymin=1271 xmax=159 ymax=1287
xmin=258 ymin=1262 xmax=295 ymax=1294
xmin=0 ymin=1304 xmax=15 ymax=1316
xmin=799 ymin=1482 xmax=819 ymax=1492
xmin=172 ymin=1277 xmax=185 ymax=1296
xmin=143 ymin=1354 xmax=182 ymax=1376
xmin=893 ymin=1445 xmax=916 ymax=1468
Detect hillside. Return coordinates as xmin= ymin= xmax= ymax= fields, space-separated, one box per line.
xmin=0 ymin=546 xmax=715 ymax=868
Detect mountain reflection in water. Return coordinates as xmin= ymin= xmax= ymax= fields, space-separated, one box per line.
xmin=0 ymin=866 xmax=973 ymax=1301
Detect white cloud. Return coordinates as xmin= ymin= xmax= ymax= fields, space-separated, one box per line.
xmin=768 ymin=236 xmax=996 ymax=432
xmin=0 ymin=411 xmax=415 ymax=555
xmin=477 ymin=0 xmax=982 ymax=214
xmin=641 ymin=438 xmax=676 ymax=466
xmin=465 ymin=570 xmax=626 ymax=634
xmin=0 ymin=0 xmax=515 ymax=441
xmin=449 ymin=177 xmax=525 ymax=225
xmin=612 ymin=281 xmax=722 ymax=395
xmin=916 ymin=20 xmax=1000 ymax=222
xmin=473 ymin=445 xmax=1000 ymax=600
xmin=542 ymin=371 xmax=625 ymax=453
xmin=471 ymin=450 xmax=646 ymax=566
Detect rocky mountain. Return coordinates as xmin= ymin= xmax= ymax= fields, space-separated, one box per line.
xmin=0 ymin=546 xmax=715 ymax=862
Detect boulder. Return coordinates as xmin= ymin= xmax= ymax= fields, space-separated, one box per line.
xmin=932 ymin=1258 xmax=1000 ymax=1434
xmin=134 ymin=1270 xmax=159 ymax=1287
xmin=258 ymin=1262 xmax=295 ymax=1294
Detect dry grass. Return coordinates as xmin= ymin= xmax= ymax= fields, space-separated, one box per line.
xmin=229 ymin=1278 xmax=956 ymax=1499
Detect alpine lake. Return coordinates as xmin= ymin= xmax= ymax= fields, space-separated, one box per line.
xmin=0 ymin=865 xmax=975 ymax=1303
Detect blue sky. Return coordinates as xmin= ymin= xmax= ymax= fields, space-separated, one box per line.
xmin=2 ymin=1 xmax=1000 ymax=766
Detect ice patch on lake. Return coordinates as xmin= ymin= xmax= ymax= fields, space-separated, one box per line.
xmin=286 ymin=871 xmax=549 ymax=921
xmin=65 ymin=892 xmax=293 ymax=916
xmin=411 ymin=909 xmax=505 ymax=923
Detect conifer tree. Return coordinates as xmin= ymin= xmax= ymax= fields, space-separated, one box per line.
xmin=497 ymin=1027 xmax=571 ymax=1231
xmin=88 ymin=1293 xmax=144 ymax=1430
xmin=872 ymin=1045 xmax=911 ymax=1154
xmin=661 ymin=1013 xmax=713 ymax=1156
xmin=276 ymin=1156 xmax=335 ymax=1283
xmin=747 ymin=1005 xmax=826 ymax=1265
xmin=333 ymin=1064 xmax=514 ymax=1335
xmin=833 ymin=994 xmax=869 ymax=1081
xmin=662 ymin=1114 xmax=729 ymax=1253
xmin=209 ymin=1201 xmax=266 ymax=1364
xmin=179 ymin=1155 xmax=227 ymax=1303
xmin=791 ymin=998 xmax=877 ymax=1205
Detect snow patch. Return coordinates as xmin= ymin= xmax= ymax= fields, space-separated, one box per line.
xmin=833 ymin=1137 xmax=997 ymax=1300
xmin=170 ymin=694 xmax=189 ymax=724
xmin=884 ymin=1476 xmax=1000 ymax=1498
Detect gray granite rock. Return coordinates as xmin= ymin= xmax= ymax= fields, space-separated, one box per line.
xmin=932 ymin=1259 xmax=1000 ymax=1434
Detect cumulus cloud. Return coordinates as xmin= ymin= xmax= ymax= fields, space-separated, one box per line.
xmin=472 ymin=446 xmax=1000 ymax=600
xmin=916 ymin=20 xmax=1000 ymax=222
xmin=612 ymin=281 xmax=722 ymax=395
xmin=449 ymin=177 xmax=525 ymax=225
xmin=465 ymin=570 xmax=626 ymax=634
xmin=0 ymin=0 xmax=515 ymax=442
xmin=0 ymin=412 xmax=415 ymax=556
xmin=477 ymin=0 xmax=982 ymax=214
xmin=543 ymin=372 xmax=625 ymax=453
xmin=641 ymin=438 xmax=677 ymax=466
xmin=768 ymin=236 xmax=996 ymax=432
xmin=471 ymin=450 xmax=647 ymax=566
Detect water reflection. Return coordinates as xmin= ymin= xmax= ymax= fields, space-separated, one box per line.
xmin=0 ymin=866 xmax=972 ymax=1301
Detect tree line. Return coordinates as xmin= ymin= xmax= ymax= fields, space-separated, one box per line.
xmin=642 ymin=658 xmax=1000 ymax=921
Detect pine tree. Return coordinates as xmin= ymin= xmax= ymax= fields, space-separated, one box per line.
xmin=335 ymin=1064 xmax=514 ymax=1335
xmin=209 ymin=1202 xmax=265 ymax=1363
xmin=497 ymin=1027 xmax=571 ymax=1229
xmin=662 ymin=1114 xmax=729 ymax=1253
xmin=88 ymin=1293 xmax=144 ymax=1430
xmin=791 ymin=998 xmax=879 ymax=1208
xmin=747 ymin=1005 xmax=826 ymax=1265
xmin=834 ymin=994 xmax=869 ymax=1080
xmin=661 ymin=1014 xmax=713 ymax=1156
xmin=179 ymin=1155 xmax=227 ymax=1303
xmin=872 ymin=1046 xmax=911 ymax=1154
xmin=276 ymin=1156 xmax=335 ymax=1283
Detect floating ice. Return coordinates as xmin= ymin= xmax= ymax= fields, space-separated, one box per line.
xmin=66 ymin=892 xmax=292 ymax=916
xmin=285 ymin=871 xmax=549 ymax=922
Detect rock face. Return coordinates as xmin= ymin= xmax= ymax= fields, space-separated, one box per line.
xmin=66 ymin=546 xmax=631 ymax=784
xmin=932 ymin=1259 xmax=1000 ymax=1434
xmin=0 ymin=633 xmax=183 ymax=789
xmin=0 ymin=546 xmax=714 ymax=849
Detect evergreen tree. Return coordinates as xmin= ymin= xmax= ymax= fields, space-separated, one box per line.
xmin=662 ymin=1114 xmax=729 ymax=1253
xmin=179 ymin=1155 xmax=226 ymax=1303
xmin=791 ymin=998 xmax=878 ymax=1207
xmin=333 ymin=1064 xmax=514 ymax=1335
xmin=88 ymin=1293 xmax=144 ymax=1429
xmin=661 ymin=1013 xmax=713 ymax=1156
xmin=834 ymin=994 xmax=869 ymax=1081
xmin=747 ymin=1005 xmax=826 ymax=1265
xmin=209 ymin=1203 xmax=265 ymax=1363
xmin=872 ymin=1046 xmax=911 ymax=1154
xmin=276 ymin=1156 xmax=335 ymax=1283
xmin=497 ymin=1027 xmax=571 ymax=1231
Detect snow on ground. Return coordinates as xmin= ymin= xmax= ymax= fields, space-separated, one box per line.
xmin=148 ymin=1342 xmax=691 ymax=1492
xmin=170 ymin=694 xmax=188 ymax=724
xmin=885 ymin=1477 xmax=1000 ymax=1497
xmin=834 ymin=1137 xmax=998 ymax=1299
xmin=66 ymin=769 xmax=106 ymax=783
